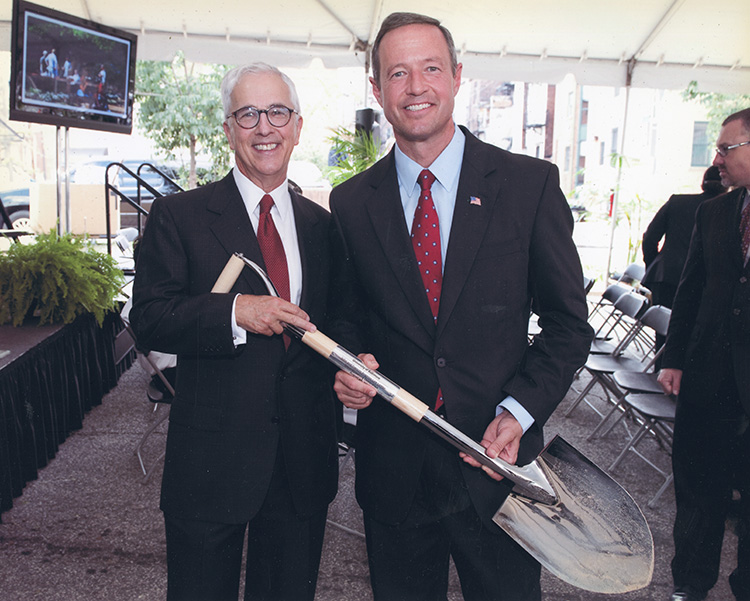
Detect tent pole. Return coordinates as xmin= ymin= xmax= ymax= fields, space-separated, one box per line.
xmin=606 ymin=61 xmax=634 ymax=281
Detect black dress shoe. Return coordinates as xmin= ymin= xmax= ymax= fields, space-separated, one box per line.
xmin=670 ymin=587 xmax=707 ymax=601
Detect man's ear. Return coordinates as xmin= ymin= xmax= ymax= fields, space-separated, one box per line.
xmin=222 ymin=121 xmax=235 ymax=151
xmin=370 ymin=76 xmax=383 ymax=107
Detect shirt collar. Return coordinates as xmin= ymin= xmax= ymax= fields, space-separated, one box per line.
xmin=232 ymin=166 xmax=292 ymax=219
xmin=394 ymin=125 xmax=465 ymax=194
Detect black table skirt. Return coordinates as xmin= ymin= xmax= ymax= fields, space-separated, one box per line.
xmin=0 ymin=312 xmax=133 ymax=517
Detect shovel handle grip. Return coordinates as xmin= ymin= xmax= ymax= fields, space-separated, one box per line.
xmin=211 ymin=253 xmax=246 ymax=293
xmin=301 ymin=330 xmax=430 ymax=423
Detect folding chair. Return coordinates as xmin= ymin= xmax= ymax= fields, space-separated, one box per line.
xmin=118 ymin=304 xmax=176 ymax=483
xmin=113 ymin=227 xmax=139 ymax=277
xmin=586 ymin=283 xmax=632 ymax=348
xmin=530 ymin=274 xmax=596 ymax=341
xmin=610 ymin=262 xmax=645 ymax=286
xmin=607 ymin=392 xmax=676 ymax=508
xmin=565 ymin=291 xmax=651 ymax=418
xmin=610 ymin=306 xmax=672 ymax=395
xmin=585 ymin=305 xmax=671 ymax=439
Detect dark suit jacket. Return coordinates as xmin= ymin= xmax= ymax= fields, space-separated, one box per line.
xmin=662 ymin=187 xmax=750 ymax=412
xmin=642 ymin=192 xmax=713 ymax=289
xmin=328 ymin=128 xmax=592 ymax=527
xmin=131 ymin=172 xmax=338 ymax=524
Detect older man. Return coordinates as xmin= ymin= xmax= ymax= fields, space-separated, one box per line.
xmin=659 ymin=107 xmax=750 ymax=601
xmin=329 ymin=12 xmax=592 ymax=601
xmin=131 ymin=63 xmax=337 ymax=601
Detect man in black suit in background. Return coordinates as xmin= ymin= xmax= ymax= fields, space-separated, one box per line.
xmin=329 ymin=12 xmax=592 ymax=601
xmin=659 ymin=107 xmax=750 ymax=601
xmin=642 ymin=165 xmax=726 ymax=309
xmin=131 ymin=63 xmax=337 ymax=601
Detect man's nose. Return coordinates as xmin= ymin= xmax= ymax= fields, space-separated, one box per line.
xmin=255 ymin=112 xmax=275 ymax=133
xmin=407 ymin=72 xmax=427 ymax=95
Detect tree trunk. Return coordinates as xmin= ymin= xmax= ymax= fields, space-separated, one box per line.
xmin=189 ymin=135 xmax=197 ymax=189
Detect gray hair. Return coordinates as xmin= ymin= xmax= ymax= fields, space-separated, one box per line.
xmin=370 ymin=12 xmax=458 ymax=87
xmin=220 ymin=63 xmax=301 ymax=118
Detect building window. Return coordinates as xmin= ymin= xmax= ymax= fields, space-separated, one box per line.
xmin=691 ymin=121 xmax=711 ymax=167
xmin=611 ymin=128 xmax=619 ymax=156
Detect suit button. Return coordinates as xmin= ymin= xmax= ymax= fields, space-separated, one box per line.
xmin=734 ymin=308 xmax=742 ymax=316
xmin=271 ymin=416 xmax=281 ymax=424
xmin=436 ymin=358 xmax=447 ymax=368
xmin=741 ymin=276 xmax=747 ymax=284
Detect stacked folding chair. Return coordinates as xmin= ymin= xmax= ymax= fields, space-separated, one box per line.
xmin=585 ymin=305 xmax=671 ymax=438
xmin=565 ymin=291 xmax=652 ymax=418
xmin=591 ymin=305 xmax=676 ymax=508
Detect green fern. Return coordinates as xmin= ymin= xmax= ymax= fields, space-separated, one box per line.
xmin=0 ymin=231 xmax=124 ymax=326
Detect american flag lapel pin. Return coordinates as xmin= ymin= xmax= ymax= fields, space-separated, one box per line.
xmin=469 ymin=196 xmax=482 ymax=206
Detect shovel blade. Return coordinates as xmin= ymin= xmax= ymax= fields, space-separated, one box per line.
xmin=493 ymin=436 xmax=654 ymax=594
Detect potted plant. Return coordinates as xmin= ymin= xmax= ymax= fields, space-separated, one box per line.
xmin=325 ymin=126 xmax=384 ymax=186
xmin=0 ymin=230 xmax=124 ymax=326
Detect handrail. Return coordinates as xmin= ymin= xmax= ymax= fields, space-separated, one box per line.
xmin=104 ymin=162 xmax=184 ymax=255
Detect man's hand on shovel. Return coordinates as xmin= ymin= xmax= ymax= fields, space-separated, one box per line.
xmin=334 ymin=353 xmax=379 ymax=410
xmin=460 ymin=411 xmax=523 ymax=481
xmin=235 ymin=294 xmax=315 ymax=336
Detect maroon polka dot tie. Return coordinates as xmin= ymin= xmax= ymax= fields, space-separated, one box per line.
xmin=411 ymin=169 xmax=443 ymax=410
xmin=411 ymin=170 xmax=442 ymax=321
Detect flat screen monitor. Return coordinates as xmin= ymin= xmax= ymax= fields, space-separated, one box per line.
xmin=9 ymin=0 xmax=137 ymax=134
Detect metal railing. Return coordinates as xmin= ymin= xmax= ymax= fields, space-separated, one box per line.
xmin=104 ymin=162 xmax=183 ymax=255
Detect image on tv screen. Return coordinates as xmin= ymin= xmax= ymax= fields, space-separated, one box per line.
xmin=20 ymin=10 xmax=132 ymax=120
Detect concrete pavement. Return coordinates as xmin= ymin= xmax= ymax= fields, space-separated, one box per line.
xmin=0 ymin=361 xmax=740 ymax=600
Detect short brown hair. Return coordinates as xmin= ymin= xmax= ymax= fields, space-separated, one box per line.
xmin=722 ymin=108 xmax=750 ymax=132
xmin=370 ymin=12 xmax=458 ymax=86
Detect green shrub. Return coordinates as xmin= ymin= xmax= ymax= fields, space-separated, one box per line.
xmin=0 ymin=231 xmax=124 ymax=326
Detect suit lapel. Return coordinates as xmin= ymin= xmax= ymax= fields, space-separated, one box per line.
xmin=733 ymin=188 xmax=749 ymax=271
xmin=438 ymin=133 xmax=498 ymax=333
xmin=206 ymin=173 xmax=267 ymax=294
xmin=364 ymin=152 xmax=438 ymax=340
xmin=291 ymin=189 xmax=322 ymax=311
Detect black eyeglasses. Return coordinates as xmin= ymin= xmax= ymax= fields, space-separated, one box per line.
xmin=715 ymin=140 xmax=750 ymax=157
xmin=227 ymin=105 xmax=297 ymax=129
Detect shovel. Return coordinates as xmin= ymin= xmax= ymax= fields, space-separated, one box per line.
xmin=214 ymin=253 xmax=654 ymax=594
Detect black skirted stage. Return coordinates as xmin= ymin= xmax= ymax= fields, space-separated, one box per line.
xmin=0 ymin=312 xmax=133 ymax=518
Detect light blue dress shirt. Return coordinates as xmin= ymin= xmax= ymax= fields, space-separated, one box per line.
xmin=393 ymin=125 xmax=534 ymax=434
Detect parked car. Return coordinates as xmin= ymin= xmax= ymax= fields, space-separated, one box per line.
xmin=0 ymin=159 xmax=181 ymax=232
xmin=0 ymin=187 xmax=31 ymax=229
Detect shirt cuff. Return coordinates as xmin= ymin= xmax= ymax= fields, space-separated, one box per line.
xmin=496 ymin=396 xmax=534 ymax=434
xmin=231 ymin=294 xmax=246 ymax=347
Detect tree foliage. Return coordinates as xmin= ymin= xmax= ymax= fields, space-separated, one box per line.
xmin=682 ymin=81 xmax=750 ymax=140
xmin=136 ymin=52 xmax=230 ymax=189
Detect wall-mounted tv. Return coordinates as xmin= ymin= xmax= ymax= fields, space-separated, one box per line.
xmin=9 ymin=0 xmax=137 ymax=134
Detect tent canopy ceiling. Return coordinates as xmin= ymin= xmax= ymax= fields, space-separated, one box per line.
xmin=1 ymin=0 xmax=749 ymax=93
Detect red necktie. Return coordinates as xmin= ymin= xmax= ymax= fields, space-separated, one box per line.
xmin=411 ymin=170 xmax=442 ymax=321
xmin=741 ymin=199 xmax=750 ymax=265
xmin=411 ymin=169 xmax=443 ymax=410
xmin=257 ymin=194 xmax=291 ymax=347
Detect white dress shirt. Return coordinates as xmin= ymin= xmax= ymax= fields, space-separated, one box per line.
xmin=230 ymin=167 xmax=303 ymax=345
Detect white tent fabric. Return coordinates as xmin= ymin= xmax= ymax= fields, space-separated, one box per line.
xmin=1 ymin=0 xmax=749 ymax=93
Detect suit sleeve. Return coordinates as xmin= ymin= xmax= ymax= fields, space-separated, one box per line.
xmin=130 ymin=197 xmax=236 ymax=357
xmin=642 ymin=198 xmax=671 ymax=267
xmin=661 ymin=210 xmax=705 ymax=370
xmin=503 ymin=164 xmax=593 ymax=428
